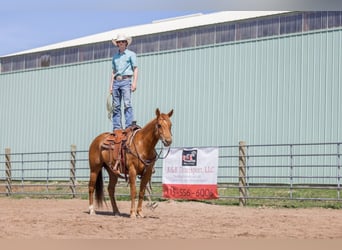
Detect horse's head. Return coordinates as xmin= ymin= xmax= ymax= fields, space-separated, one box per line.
xmin=155 ymin=108 xmax=173 ymax=147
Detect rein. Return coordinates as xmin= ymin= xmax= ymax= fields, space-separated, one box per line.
xmin=128 ymin=129 xmax=170 ymax=166
xmin=127 ymin=129 xmax=170 ymax=166
xmin=157 ymin=145 xmax=171 ymax=159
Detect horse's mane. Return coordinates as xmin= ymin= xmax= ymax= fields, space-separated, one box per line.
xmin=140 ymin=112 xmax=170 ymax=132
xmin=138 ymin=109 xmax=173 ymax=132
xmin=142 ymin=117 xmax=157 ymax=129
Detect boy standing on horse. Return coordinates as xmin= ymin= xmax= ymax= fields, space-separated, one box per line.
xmin=110 ymin=34 xmax=138 ymax=130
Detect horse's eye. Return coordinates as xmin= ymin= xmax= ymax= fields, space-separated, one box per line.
xmin=157 ymin=124 xmax=162 ymax=128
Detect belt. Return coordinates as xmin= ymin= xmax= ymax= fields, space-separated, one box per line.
xmin=115 ymin=75 xmax=132 ymax=81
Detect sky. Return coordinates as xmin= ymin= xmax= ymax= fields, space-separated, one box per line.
xmin=0 ymin=0 xmax=340 ymax=56
xmin=0 ymin=1 xmax=208 ymax=56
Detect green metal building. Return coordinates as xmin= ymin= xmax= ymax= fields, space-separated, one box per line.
xmin=1 ymin=11 xmax=342 ymax=153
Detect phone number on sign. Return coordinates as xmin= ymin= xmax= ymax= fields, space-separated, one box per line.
xmin=166 ymin=188 xmax=216 ymax=198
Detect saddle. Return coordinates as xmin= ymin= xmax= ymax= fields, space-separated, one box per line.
xmin=101 ymin=124 xmax=141 ymax=178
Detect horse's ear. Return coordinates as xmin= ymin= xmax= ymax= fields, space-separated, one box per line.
xmin=155 ymin=108 xmax=161 ymax=117
xmin=168 ymin=109 xmax=174 ymax=118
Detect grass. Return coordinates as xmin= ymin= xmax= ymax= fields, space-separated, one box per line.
xmin=1 ymin=180 xmax=341 ymax=209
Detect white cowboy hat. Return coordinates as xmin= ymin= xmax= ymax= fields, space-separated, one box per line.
xmin=112 ymin=34 xmax=132 ymax=46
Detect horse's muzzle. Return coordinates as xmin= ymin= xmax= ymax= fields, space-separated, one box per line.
xmin=162 ymin=138 xmax=172 ymax=147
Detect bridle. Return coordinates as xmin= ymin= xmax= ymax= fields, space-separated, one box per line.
xmin=127 ymin=117 xmax=172 ymax=166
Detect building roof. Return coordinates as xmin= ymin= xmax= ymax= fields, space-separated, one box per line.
xmin=4 ymin=11 xmax=289 ymax=57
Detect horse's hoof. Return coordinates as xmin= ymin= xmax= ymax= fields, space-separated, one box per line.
xmin=137 ymin=212 xmax=145 ymax=218
xmin=89 ymin=205 xmax=96 ymax=215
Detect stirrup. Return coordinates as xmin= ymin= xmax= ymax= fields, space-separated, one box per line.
xmin=111 ymin=160 xmax=121 ymax=175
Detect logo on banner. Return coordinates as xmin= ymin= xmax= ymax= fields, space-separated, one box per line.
xmin=182 ymin=149 xmax=197 ymax=166
xmin=163 ymin=147 xmax=219 ymax=200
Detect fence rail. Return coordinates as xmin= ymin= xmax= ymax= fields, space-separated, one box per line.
xmin=1 ymin=142 xmax=341 ymax=206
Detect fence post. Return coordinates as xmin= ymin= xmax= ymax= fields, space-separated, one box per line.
xmin=289 ymin=144 xmax=293 ymax=199
xmin=5 ymin=148 xmax=12 ymax=196
xmin=70 ymin=144 xmax=76 ymax=198
xmin=239 ymin=141 xmax=247 ymax=206
xmin=337 ymin=143 xmax=341 ymax=200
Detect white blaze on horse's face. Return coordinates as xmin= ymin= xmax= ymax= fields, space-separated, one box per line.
xmin=156 ymin=109 xmax=173 ymax=147
xmin=157 ymin=119 xmax=172 ymax=146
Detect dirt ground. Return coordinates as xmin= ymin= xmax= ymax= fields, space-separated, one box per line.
xmin=0 ymin=197 xmax=342 ymax=239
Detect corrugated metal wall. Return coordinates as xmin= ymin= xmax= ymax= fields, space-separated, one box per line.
xmin=1 ymin=60 xmax=112 ymax=152
xmin=1 ymin=28 xmax=342 ymax=154
xmin=137 ymin=28 xmax=342 ymax=147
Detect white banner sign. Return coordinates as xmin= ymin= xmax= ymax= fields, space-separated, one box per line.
xmin=162 ymin=147 xmax=218 ymax=199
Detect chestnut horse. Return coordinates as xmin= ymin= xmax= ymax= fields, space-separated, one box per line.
xmin=88 ymin=108 xmax=173 ymax=218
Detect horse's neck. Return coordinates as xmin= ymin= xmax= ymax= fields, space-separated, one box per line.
xmin=137 ymin=120 xmax=158 ymax=151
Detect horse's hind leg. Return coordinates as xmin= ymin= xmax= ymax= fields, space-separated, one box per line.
xmin=88 ymin=169 xmax=99 ymax=215
xmin=108 ymin=171 xmax=120 ymax=215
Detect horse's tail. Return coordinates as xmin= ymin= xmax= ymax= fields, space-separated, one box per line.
xmin=95 ymin=169 xmax=104 ymax=207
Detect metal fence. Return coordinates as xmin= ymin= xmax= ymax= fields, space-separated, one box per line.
xmin=0 ymin=142 xmax=341 ymax=205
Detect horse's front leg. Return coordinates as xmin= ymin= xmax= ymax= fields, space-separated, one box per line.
xmin=137 ymin=171 xmax=152 ymax=218
xmin=136 ymin=185 xmax=147 ymax=218
xmin=128 ymin=170 xmax=137 ymax=218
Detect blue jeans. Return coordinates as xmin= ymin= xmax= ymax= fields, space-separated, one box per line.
xmin=112 ymin=79 xmax=134 ymax=130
